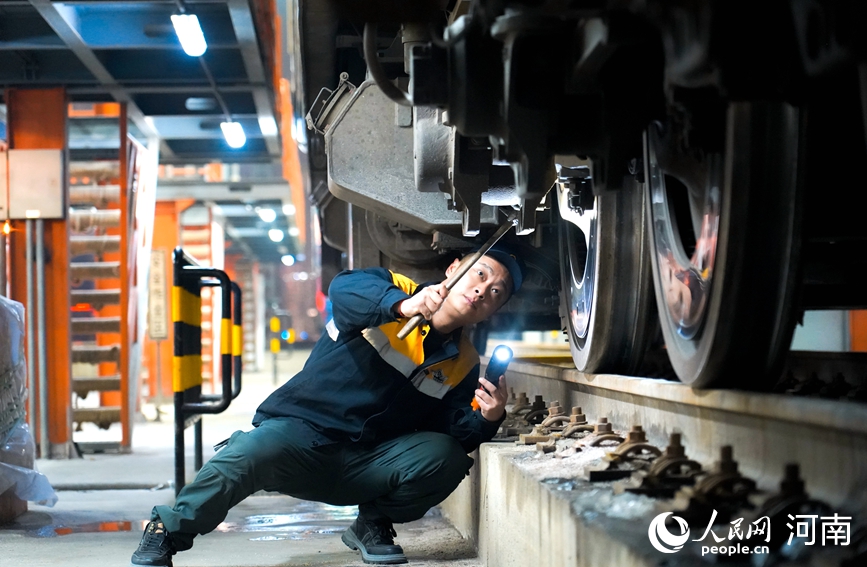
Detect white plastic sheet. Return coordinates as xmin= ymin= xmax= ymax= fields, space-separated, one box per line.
xmin=0 ymin=422 xmax=57 ymax=507
xmin=0 ymin=295 xmax=57 ymax=507
xmin=0 ymin=296 xmax=26 ymax=440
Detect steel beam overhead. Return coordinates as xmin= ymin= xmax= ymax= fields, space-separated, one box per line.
xmin=227 ymin=0 xmax=280 ymax=154
xmin=28 ymin=0 xmax=160 ymax=139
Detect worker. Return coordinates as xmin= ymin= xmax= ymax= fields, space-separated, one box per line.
xmin=131 ymin=244 xmax=526 ymax=566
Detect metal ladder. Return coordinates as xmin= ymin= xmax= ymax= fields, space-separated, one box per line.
xmin=68 ymin=169 xmax=127 ymax=450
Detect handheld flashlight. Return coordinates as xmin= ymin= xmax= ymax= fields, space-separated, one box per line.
xmin=481 ymin=345 xmax=513 ymax=394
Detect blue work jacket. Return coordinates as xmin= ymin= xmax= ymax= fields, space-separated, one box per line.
xmin=253 ymin=267 xmax=503 ymax=452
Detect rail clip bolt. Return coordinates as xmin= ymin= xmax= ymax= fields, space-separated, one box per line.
xmin=594 ymin=417 xmax=613 ymax=434
xmin=665 ymin=433 xmax=686 ymax=458
xmin=718 ymin=445 xmax=738 ymax=475
xmin=547 ymin=401 xmax=565 ymax=417
xmin=780 ymin=463 xmax=806 ymax=497
xmin=626 ymin=425 xmax=647 ymax=444
xmin=569 ymin=407 xmax=587 ymax=424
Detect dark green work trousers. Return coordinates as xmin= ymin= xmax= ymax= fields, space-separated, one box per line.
xmin=153 ymin=417 xmax=474 ymax=551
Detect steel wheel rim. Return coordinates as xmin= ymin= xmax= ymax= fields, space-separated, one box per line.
xmin=557 ymin=185 xmax=597 ymax=340
xmin=646 ymin=124 xmax=722 ymax=340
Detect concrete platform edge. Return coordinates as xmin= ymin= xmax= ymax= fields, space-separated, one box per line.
xmin=440 ymin=443 xmax=654 ymax=567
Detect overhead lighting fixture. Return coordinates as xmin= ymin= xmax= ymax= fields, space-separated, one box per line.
xmin=288 ymin=227 xmax=300 ymax=237
xmin=185 ymin=97 xmax=217 ymax=111
xmin=268 ymin=228 xmax=285 ymax=242
xmin=221 ymin=121 xmax=246 ymax=149
xmin=256 ymin=207 xmax=276 ymax=223
xmin=171 ymin=14 xmax=207 ymax=57
xmin=281 ymin=255 xmax=296 ymax=267
xmin=282 ymin=203 xmax=296 ymax=216
xmin=258 ymin=116 xmax=279 ymax=137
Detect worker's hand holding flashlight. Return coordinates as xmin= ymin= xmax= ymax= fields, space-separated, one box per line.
xmin=476 ymin=373 xmax=508 ymax=422
xmin=394 ymin=283 xmax=449 ymax=320
xmin=475 ymin=345 xmax=513 ymax=422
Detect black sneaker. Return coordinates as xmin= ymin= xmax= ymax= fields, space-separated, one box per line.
xmin=341 ymin=516 xmax=408 ymax=564
xmin=131 ymin=520 xmax=175 ymax=567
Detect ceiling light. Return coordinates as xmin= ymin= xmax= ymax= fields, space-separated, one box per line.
xmin=288 ymin=227 xmax=300 ymax=237
xmin=221 ymin=121 xmax=246 ymax=148
xmin=258 ymin=116 xmax=279 ymax=137
xmin=282 ymin=203 xmax=296 ymax=216
xmin=185 ymin=97 xmax=217 ymax=111
xmin=281 ymin=255 xmax=296 ymax=266
xmin=256 ymin=207 xmax=276 ymax=222
xmin=268 ymin=228 xmax=284 ymax=242
xmin=171 ymin=14 xmax=207 ymax=57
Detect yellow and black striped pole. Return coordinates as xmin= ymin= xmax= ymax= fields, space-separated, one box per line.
xmin=172 ymin=268 xmax=202 ymax=399
xmin=270 ymin=316 xmax=280 ymax=385
xmin=171 ymin=247 xmax=236 ymax=494
xmin=231 ymin=281 xmax=243 ymax=399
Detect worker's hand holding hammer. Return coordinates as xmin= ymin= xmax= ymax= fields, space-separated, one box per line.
xmin=393 ymin=283 xmax=449 ymax=320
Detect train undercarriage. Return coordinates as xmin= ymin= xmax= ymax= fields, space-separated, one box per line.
xmin=286 ymin=0 xmax=867 ymax=389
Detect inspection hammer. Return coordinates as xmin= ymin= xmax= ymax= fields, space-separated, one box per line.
xmin=396 ymin=213 xmax=519 ymax=340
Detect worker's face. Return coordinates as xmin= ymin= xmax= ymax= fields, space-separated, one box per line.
xmin=441 ymin=255 xmax=512 ymax=326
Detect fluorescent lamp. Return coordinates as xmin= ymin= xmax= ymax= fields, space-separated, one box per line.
xmin=281 ymin=255 xmax=296 ymax=267
xmin=171 ymin=14 xmax=207 ymax=57
xmin=268 ymin=228 xmax=284 ymax=242
xmin=258 ymin=116 xmax=278 ymax=137
xmin=282 ymin=203 xmax=296 ymax=216
xmin=256 ymin=207 xmax=276 ymax=222
xmin=288 ymin=227 xmax=300 ymax=237
xmin=221 ymin=121 xmax=246 ymax=148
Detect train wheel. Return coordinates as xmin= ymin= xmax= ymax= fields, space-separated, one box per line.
xmin=558 ymin=175 xmax=656 ymax=374
xmin=645 ymin=102 xmax=803 ymax=389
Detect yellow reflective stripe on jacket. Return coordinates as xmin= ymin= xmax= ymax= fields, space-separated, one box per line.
xmin=359 ymin=269 xmax=481 ymax=399
xmin=362 ymin=321 xmax=479 ymax=399
xmin=362 ymin=323 xmax=422 ymax=377
xmin=358 ymin=270 xmax=426 ymax=376
xmin=409 ymin=334 xmax=479 ymax=399
xmin=389 ymin=270 xmax=418 ymax=295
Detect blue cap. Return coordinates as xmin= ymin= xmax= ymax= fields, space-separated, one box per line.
xmin=471 ymin=242 xmax=525 ymax=295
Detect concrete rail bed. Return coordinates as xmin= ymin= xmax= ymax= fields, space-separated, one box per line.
xmin=439 ymin=357 xmax=866 ymax=566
